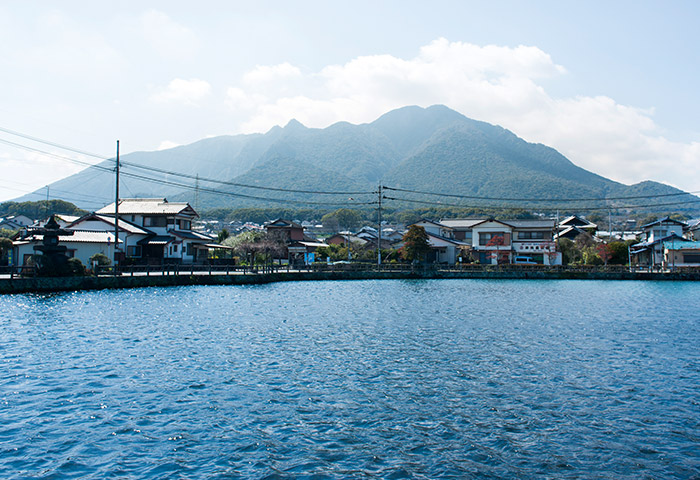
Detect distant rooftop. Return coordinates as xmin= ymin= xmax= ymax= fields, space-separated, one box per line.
xmin=96 ymin=198 xmax=197 ymax=216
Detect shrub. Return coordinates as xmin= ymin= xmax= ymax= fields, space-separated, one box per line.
xmin=89 ymin=253 xmax=111 ymax=266
xmin=67 ymin=257 xmax=86 ymax=276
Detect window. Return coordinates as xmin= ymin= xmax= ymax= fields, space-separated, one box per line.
xmin=173 ymin=244 xmax=178 ymax=253
xmin=683 ymin=254 xmax=700 ymax=263
xmin=517 ymin=231 xmax=545 ymax=240
xmin=144 ymin=216 xmax=167 ymax=227
xmin=479 ymin=232 xmax=506 ymax=246
xmin=187 ymin=243 xmax=195 ymax=256
xmin=127 ymin=246 xmax=142 ymax=257
xmin=178 ymin=219 xmax=191 ymax=230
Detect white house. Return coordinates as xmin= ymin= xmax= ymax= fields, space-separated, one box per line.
xmin=430 ymin=217 xmax=561 ymax=265
xmin=95 ymin=198 xmax=217 ymax=264
xmin=409 ymin=219 xmax=468 ymax=265
xmin=13 ymin=230 xmax=121 ymax=268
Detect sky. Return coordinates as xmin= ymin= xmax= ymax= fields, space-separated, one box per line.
xmin=1 ymin=0 xmax=699 ymax=205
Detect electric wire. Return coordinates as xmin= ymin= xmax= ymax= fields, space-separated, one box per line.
xmin=0 ymin=126 xmax=375 ymax=196
xmin=1 ymin=125 xmax=698 ymax=210
xmin=383 ymin=195 xmax=700 ymax=212
xmin=383 ymin=185 xmax=700 ymax=202
xmin=0 ymin=135 xmax=375 ymax=208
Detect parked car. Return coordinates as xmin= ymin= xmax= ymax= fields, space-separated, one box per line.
xmin=513 ymin=256 xmax=537 ymax=265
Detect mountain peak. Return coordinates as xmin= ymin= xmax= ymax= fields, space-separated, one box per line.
xmin=283 ymin=119 xmax=306 ymax=131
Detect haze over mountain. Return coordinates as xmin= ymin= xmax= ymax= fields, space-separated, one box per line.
xmin=17 ymin=105 xmax=697 ymax=214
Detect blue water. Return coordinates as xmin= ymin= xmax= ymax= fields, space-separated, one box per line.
xmin=1 ymin=280 xmax=699 ymax=479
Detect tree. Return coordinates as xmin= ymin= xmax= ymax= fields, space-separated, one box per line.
xmin=223 ymin=230 xmax=264 ymax=264
xmin=321 ymin=209 xmax=362 ymax=232
xmin=607 ymin=241 xmax=630 ymax=265
xmin=558 ymin=238 xmax=582 ymax=265
xmin=217 ymin=228 xmax=230 ymax=243
xmin=400 ymin=225 xmax=431 ymax=263
xmin=0 ymin=237 xmax=12 ymax=266
xmin=596 ymin=243 xmax=613 ymax=266
xmin=486 ymin=234 xmax=508 ymax=264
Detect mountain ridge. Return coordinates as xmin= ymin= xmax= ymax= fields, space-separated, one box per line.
xmin=13 ymin=105 xmax=698 ymax=215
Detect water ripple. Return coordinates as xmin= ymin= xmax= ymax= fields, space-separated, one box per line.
xmin=1 ymin=280 xmax=699 ymax=479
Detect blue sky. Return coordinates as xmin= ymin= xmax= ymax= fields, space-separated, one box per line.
xmin=1 ymin=1 xmax=698 ymax=205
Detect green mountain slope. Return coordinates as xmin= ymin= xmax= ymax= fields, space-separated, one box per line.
xmin=15 ymin=105 xmax=698 ymax=215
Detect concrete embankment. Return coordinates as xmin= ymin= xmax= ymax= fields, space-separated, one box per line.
xmin=1 ymin=269 xmax=699 ymax=294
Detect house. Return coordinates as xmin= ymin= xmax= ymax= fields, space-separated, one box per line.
xmin=639 ymin=217 xmax=686 ymax=243
xmin=264 ymin=219 xmax=327 ymax=265
xmin=95 ymin=198 xmax=218 ymax=264
xmin=326 ymin=233 xmax=369 ymax=247
xmin=555 ymin=215 xmax=597 ymax=240
xmin=13 ymin=229 xmax=121 ymax=268
xmin=35 ymin=214 xmax=81 ymax=228
xmin=352 ymin=225 xmax=395 ymax=249
xmin=67 ymin=213 xmax=151 ymax=260
xmin=408 ymin=219 xmax=468 ymax=265
xmin=663 ymin=239 xmax=700 ymax=269
xmin=508 ymin=219 xmax=559 ymax=265
xmin=0 ymin=215 xmax=34 ymax=230
xmin=429 ymin=217 xmax=561 ymax=265
xmin=630 ymin=217 xmax=688 ymax=268
xmin=684 ymin=219 xmax=700 ymax=241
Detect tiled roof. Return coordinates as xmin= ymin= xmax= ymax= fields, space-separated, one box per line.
xmin=96 ymin=198 xmax=196 ymax=216
xmin=506 ymin=220 xmax=556 ymax=229
xmin=439 ymin=218 xmax=486 ymax=228
xmin=18 ymin=230 xmax=120 ymax=244
xmin=640 ymin=216 xmax=687 ymax=229
xmin=137 ymin=236 xmax=173 ymax=246
xmin=170 ymin=230 xmax=214 ymax=241
xmin=69 ymin=214 xmax=151 ymax=235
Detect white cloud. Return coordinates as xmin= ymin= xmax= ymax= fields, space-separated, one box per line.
xmin=243 ymin=62 xmax=302 ymax=85
xmin=151 ymin=78 xmax=211 ymax=105
xmin=223 ymin=38 xmax=699 ymax=192
xmin=139 ymin=9 xmax=199 ymax=59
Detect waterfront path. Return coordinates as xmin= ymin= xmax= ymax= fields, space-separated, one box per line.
xmin=2 ymin=263 xmax=700 ymax=294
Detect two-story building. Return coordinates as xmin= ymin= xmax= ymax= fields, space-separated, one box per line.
xmin=630 ymin=217 xmax=687 ymax=268
xmin=264 ymin=219 xmax=327 ymax=265
xmin=408 ymin=217 xmax=560 ymax=265
xmin=408 ymin=219 xmax=468 ymax=264
xmin=95 ymin=198 xmax=217 ymax=264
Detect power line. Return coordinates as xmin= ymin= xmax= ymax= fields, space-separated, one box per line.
xmin=383 ymin=194 xmax=700 ymax=212
xmin=383 ymin=185 xmax=700 ymax=202
xmin=0 ymin=125 xmax=110 ymax=161
xmin=0 ymin=126 xmax=375 ymax=196
xmin=2 ymin=124 xmax=698 ymax=208
xmin=0 ymin=134 xmax=375 ymax=207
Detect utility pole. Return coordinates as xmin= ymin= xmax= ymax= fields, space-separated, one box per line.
xmin=114 ymin=140 xmax=120 ymax=271
xmin=44 ymin=185 xmax=50 ymax=221
xmin=377 ymin=184 xmax=383 ymax=266
xmin=194 ymin=173 xmax=200 ymax=213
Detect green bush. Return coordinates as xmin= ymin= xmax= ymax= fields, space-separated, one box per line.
xmin=89 ymin=253 xmax=111 ymax=266
xmin=67 ymin=257 xmax=86 ymax=276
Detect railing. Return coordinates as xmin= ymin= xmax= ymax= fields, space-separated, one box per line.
xmin=0 ymin=265 xmax=37 ymax=278
xmin=5 ymin=262 xmax=700 ymax=279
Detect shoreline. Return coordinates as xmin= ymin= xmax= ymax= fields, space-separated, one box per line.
xmin=2 ymin=268 xmax=699 ymax=294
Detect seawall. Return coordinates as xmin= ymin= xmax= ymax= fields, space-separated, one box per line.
xmin=2 ymin=269 xmax=699 ymax=294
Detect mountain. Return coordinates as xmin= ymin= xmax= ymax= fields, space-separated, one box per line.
xmin=16 ymin=105 xmax=699 ymax=215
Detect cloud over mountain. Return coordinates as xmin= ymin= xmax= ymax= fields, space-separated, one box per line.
xmin=225 ymin=39 xmax=699 ymax=193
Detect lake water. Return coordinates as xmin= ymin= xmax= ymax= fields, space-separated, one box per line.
xmin=1 ymin=279 xmax=699 ymax=479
